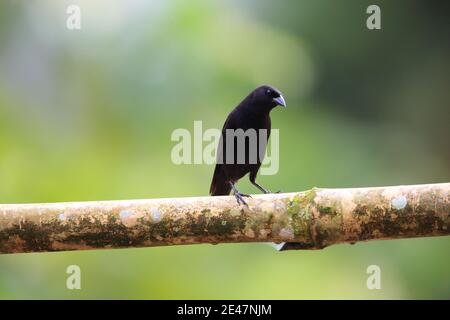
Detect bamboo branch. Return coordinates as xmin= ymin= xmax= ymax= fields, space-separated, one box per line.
xmin=0 ymin=183 xmax=448 ymax=254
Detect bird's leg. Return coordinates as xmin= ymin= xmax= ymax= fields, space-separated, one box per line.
xmin=250 ymin=179 xmax=282 ymax=194
xmin=250 ymin=180 xmax=270 ymax=194
xmin=249 ymin=172 xmax=277 ymax=194
xmin=229 ymin=182 xmax=251 ymax=206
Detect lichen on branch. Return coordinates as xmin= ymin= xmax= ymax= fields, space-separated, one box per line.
xmin=0 ymin=183 xmax=448 ymax=254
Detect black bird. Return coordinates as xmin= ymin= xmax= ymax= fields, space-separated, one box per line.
xmin=209 ymin=85 xmax=286 ymax=205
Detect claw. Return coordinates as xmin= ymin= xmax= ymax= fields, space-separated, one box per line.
xmin=229 ymin=182 xmax=252 ymax=207
xmin=235 ymin=192 xmax=250 ymax=207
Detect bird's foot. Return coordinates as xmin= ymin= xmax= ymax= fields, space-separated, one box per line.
xmin=263 ymin=189 xmax=282 ymax=194
xmin=235 ymin=192 xmax=251 ymax=206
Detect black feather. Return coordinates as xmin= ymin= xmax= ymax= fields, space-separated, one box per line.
xmin=210 ymin=85 xmax=285 ymax=197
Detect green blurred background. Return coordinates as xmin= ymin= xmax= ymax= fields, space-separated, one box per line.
xmin=0 ymin=0 xmax=449 ymax=299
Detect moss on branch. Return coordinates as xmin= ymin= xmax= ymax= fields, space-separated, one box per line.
xmin=0 ymin=183 xmax=448 ymax=254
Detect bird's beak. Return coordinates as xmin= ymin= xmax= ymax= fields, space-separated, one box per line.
xmin=273 ymin=95 xmax=286 ymax=107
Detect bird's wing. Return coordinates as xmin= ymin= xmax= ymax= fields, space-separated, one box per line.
xmin=209 ymin=111 xmax=238 ymax=195
xmin=217 ymin=109 xmax=240 ymax=160
xmin=249 ymin=116 xmax=271 ymax=179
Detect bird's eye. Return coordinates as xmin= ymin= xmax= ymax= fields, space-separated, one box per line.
xmin=265 ymin=89 xmax=272 ymax=96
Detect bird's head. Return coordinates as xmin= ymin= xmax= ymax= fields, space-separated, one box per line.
xmin=251 ymin=85 xmax=286 ymax=111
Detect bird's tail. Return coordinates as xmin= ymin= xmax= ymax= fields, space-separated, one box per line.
xmin=210 ymin=165 xmax=232 ymax=196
